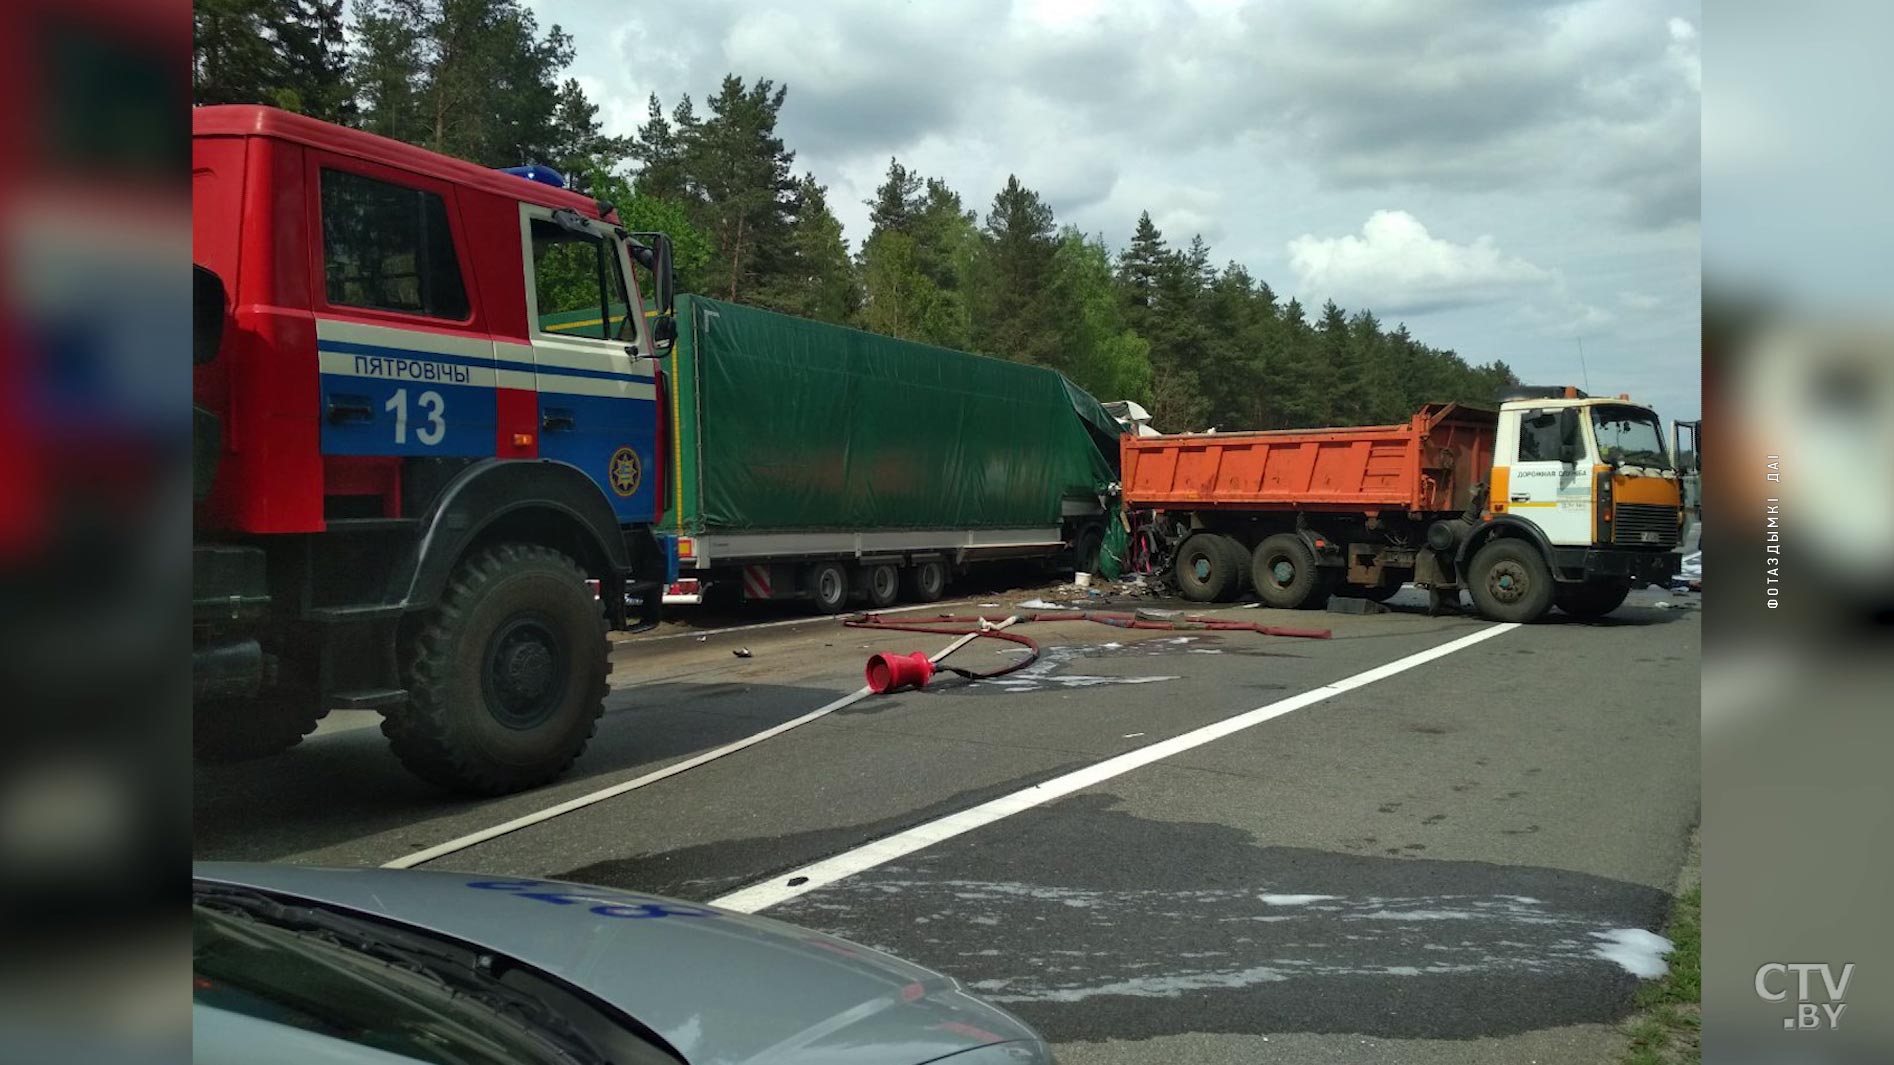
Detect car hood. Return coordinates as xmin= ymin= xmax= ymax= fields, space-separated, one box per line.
xmin=194 ymin=863 xmax=1042 ymax=1065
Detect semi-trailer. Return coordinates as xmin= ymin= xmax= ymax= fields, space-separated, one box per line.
xmin=651 ymin=295 xmax=1122 ymax=612
xmin=1120 ymin=388 xmax=1689 ymax=622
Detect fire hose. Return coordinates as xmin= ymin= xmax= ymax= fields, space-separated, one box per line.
xmin=847 ymin=610 xmax=1332 ymax=693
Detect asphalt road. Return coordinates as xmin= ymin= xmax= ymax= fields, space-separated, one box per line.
xmin=195 ymin=577 xmax=1700 ymax=1064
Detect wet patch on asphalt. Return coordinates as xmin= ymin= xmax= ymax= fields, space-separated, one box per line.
xmin=841 ymin=635 xmax=1306 ymax=707
xmin=550 ymin=762 xmax=1090 ymax=901
xmin=769 ymin=793 xmax=1673 ymax=1042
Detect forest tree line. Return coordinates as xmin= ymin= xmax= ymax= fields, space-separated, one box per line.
xmin=193 ymin=0 xmax=1519 ymax=431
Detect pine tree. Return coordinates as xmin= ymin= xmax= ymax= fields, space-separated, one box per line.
xmin=866 ymin=159 xmax=923 ymax=235
xmin=1117 ymin=211 xmax=1167 ymax=334
xmin=631 ymin=94 xmax=692 ymax=201
xmin=549 ymin=79 xmax=631 ymax=186
xmin=975 ymin=176 xmax=1063 ymax=369
xmin=752 ymin=174 xmax=859 ymax=324
xmin=274 ymin=1 xmax=351 ymax=120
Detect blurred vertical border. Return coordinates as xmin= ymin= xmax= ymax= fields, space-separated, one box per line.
xmin=0 ymin=1 xmax=190 ymax=1063
xmin=1704 ymin=1 xmax=1894 ymax=1061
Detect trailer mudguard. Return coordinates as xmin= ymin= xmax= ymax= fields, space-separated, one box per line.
xmin=399 ymin=459 xmax=639 ymax=610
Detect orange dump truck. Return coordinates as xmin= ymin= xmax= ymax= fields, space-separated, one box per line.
xmin=1120 ymin=390 xmax=1689 ymax=622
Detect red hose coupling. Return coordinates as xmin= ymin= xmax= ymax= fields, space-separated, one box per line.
xmin=866 ymin=651 xmax=936 ymax=693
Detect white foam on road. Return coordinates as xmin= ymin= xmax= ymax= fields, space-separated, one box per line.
xmin=710 ymin=621 xmax=1520 ymax=913
xmin=1590 ymin=928 xmax=1674 ymax=978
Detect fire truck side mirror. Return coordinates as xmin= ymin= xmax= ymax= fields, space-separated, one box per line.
xmin=654 ymin=235 xmax=675 ymax=318
xmin=652 ymin=315 xmax=678 ymax=349
xmin=194 ymin=264 xmax=227 ymax=365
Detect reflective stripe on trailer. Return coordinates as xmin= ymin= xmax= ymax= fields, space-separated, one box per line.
xmin=742 ymin=566 xmax=772 ymax=600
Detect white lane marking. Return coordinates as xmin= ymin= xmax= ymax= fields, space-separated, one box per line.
xmin=709 ymin=622 xmax=1520 ymax=913
xmin=628 ymin=601 xmax=953 ymax=644
xmin=383 ymin=619 xmax=1018 ymax=870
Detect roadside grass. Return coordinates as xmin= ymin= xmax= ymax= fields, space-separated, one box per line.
xmin=1621 ymin=836 xmax=1701 ymax=1065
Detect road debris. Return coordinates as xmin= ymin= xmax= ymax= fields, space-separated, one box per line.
xmin=733 ymin=647 xmax=753 ymax=657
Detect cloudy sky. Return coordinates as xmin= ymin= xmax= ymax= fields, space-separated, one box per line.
xmin=532 ymin=0 xmax=1700 ymax=421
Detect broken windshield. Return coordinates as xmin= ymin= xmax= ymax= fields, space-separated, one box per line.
xmin=1589 ymin=405 xmax=1671 ymax=470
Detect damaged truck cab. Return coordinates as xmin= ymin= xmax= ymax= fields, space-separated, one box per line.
xmin=1122 ymin=386 xmax=1689 ymax=622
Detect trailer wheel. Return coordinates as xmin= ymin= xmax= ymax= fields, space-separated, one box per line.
xmin=905 ymin=560 xmax=947 ymax=603
xmin=863 ymin=563 xmax=900 ymax=609
xmin=1554 ymin=579 xmax=1632 ymax=618
xmin=384 ymin=543 xmax=607 ymax=796
xmin=806 ymin=561 xmax=850 ymax=615
xmin=1252 ymin=534 xmax=1330 ymax=609
xmin=195 ymin=682 xmax=324 ymax=763
xmin=1072 ymin=524 xmax=1105 ymax=576
xmin=1174 ymin=533 xmax=1237 ymax=602
xmin=1468 ymin=538 xmax=1556 ymax=623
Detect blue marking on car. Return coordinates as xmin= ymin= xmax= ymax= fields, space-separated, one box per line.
xmin=466 ymin=879 xmax=719 ymax=919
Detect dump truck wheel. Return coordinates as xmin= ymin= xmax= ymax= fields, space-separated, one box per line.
xmin=863 ymin=563 xmax=900 ymax=609
xmin=806 ymin=561 xmax=850 ymax=614
xmin=1174 ymin=533 xmax=1236 ymax=602
xmin=1252 ymin=534 xmax=1328 ymax=609
xmin=195 ymin=682 xmax=324 ymax=763
xmin=384 ymin=543 xmax=607 ymax=796
xmin=904 ymin=560 xmax=947 ymax=603
xmin=1468 ymin=538 xmax=1556 ymax=623
xmin=1210 ymin=535 xmax=1252 ymax=602
xmin=1555 ymin=579 xmax=1632 ymax=618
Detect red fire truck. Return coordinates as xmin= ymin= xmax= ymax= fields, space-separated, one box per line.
xmin=193 ymin=106 xmax=677 ymax=794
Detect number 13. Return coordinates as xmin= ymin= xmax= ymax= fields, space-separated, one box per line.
xmin=386 ymin=388 xmax=445 ymax=446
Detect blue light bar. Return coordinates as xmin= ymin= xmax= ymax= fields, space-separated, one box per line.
xmin=499 ymin=164 xmax=567 ymax=190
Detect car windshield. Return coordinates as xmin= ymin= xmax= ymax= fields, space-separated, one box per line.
xmin=194 ymin=902 xmax=579 ymax=1065
xmin=1589 ymin=405 xmax=1671 ymax=469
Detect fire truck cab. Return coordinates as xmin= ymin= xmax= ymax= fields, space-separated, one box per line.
xmin=193 ymin=106 xmax=677 ymax=794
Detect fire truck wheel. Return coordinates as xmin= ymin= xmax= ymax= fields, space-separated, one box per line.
xmin=806 ymin=562 xmax=851 ymax=615
xmin=1174 ymin=533 xmax=1236 ymax=603
xmin=1252 ymin=534 xmax=1330 ymax=609
xmin=863 ymin=563 xmax=901 ymax=609
xmin=385 ymin=543 xmax=607 ymax=796
xmin=195 ymin=682 xmax=324 ymax=763
xmin=1554 ymin=578 xmax=1632 ymax=618
xmin=904 ymin=560 xmax=947 ymax=603
xmin=1468 ymin=538 xmax=1557 ymax=623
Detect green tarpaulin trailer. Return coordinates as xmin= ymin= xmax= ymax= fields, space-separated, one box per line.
xmin=655 ymin=295 xmax=1122 ymax=612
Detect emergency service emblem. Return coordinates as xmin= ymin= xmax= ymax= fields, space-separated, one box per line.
xmin=609 ymin=447 xmax=642 ymax=497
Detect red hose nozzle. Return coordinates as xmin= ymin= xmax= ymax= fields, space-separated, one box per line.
xmin=866 ymin=651 xmax=936 ymax=693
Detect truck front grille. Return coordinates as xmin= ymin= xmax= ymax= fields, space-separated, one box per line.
xmin=1613 ymin=503 xmax=1680 ymax=547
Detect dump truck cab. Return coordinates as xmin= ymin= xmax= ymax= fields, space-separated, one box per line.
xmin=1451 ymin=386 xmax=1686 ymax=620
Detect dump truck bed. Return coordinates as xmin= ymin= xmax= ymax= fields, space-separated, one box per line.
xmin=1120 ymin=403 xmax=1498 ymax=515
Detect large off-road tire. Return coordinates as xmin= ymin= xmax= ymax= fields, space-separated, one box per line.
xmin=195 ymin=682 xmax=324 ymax=763
xmin=1251 ymin=534 xmax=1331 ymax=609
xmin=862 ymin=563 xmax=900 ymax=609
xmin=384 ymin=543 xmax=608 ymax=796
xmin=806 ymin=561 xmax=850 ymax=615
xmin=904 ymin=560 xmax=947 ymax=603
xmin=1174 ymin=532 xmax=1238 ymax=603
xmin=1555 ymin=579 xmax=1632 ymax=618
xmin=1467 ymin=538 xmax=1556 ymax=623
xmin=1209 ymin=534 xmax=1252 ymax=602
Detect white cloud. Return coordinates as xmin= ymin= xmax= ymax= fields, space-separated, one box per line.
xmin=1287 ymin=211 xmax=1554 ymax=315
